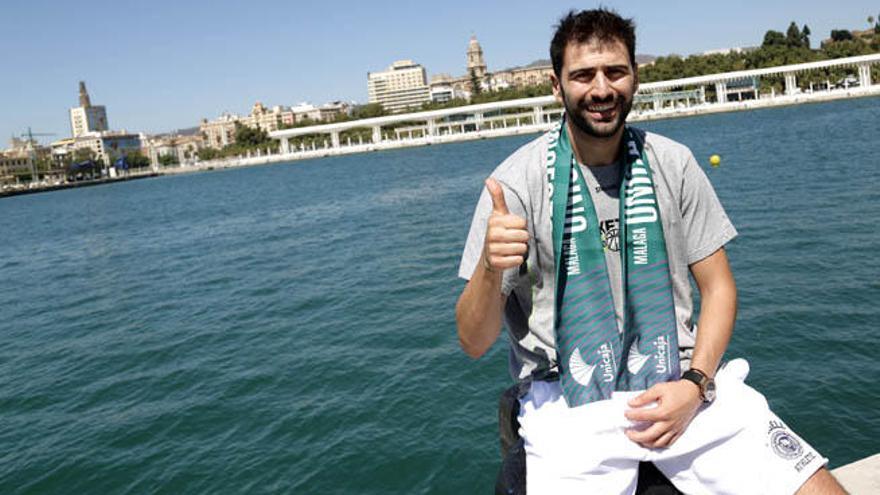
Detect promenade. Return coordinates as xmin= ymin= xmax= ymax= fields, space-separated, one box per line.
xmin=181 ymin=84 xmax=880 ymax=174
xmin=223 ymin=53 xmax=879 ymax=171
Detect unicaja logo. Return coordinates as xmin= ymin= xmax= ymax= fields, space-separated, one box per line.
xmin=653 ymin=336 xmax=669 ymax=374
xmin=597 ymin=343 xmax=615 ymax=382
xmin=623 ymin=151 xmax=659 ymax=227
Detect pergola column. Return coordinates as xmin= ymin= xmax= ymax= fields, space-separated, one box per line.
xmin=149 ymin=146 xmax=159 ymax=168
xmin=532 ymin=106 xmax=544 ymax=125
xmin=715 ymin=82 xmax=728 ymax=103
xmin=784 ymin=72 xmax=797 ymax=95
xmin=858 ymin=63 xmax=873 ymax=87
xmin=280 ymin=138 xmax=290 ymax=154
xmin=372 ymin=126 xmax=381 ymax=144
xmin=331 ymin=132 xmax=340 ymax=148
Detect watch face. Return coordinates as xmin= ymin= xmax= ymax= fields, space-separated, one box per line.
xmin=704 ymin=380 xmax=717 ymax=402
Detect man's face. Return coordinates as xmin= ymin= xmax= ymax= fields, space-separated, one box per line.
xmin=551 ymin=38 xmax=638 ymax=139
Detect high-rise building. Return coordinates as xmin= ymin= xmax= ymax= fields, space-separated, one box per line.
xmin=69 ymin=82 xmax=108 ymax=138
xmin=367 ymin=60 xmax=431 ymax=113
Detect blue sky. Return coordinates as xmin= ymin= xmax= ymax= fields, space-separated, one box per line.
xmin=3 ymin=0 xmax=878 ymax=143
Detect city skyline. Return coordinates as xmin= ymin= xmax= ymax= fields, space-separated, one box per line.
xmin=3 ymin=0 xmax=879 ymax=143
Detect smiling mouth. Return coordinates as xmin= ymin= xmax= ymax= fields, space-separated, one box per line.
xmin=586 ymin=102 xmax=617 ymax=112
xmin=584 ymin=101 xmax=619 ymax=121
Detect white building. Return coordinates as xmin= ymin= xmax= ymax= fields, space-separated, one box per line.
xmin=0 ymin=145 xmax=35 ymax=185
xmin=142 ymin=131 xmax=204 ymax=166
xmin=73 ymin=131 xmax=142 ymax=166
xmin=700 ymin=46 xmax=757 ymax=57
xmin=199 ymin=101 xmax=351 ymax=150
xmin=200 ymin=112 xmax=249 ymax=149
xmin=289 ymin=101 xmax=351 ymax=123
xmin=367 ymin=60 xmax=431 ymax=113
xmin=429 ymin=74 xmax=471 ymax=103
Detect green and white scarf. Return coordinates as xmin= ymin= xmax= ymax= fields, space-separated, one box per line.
xmin=547 ymin=117 xmax=679 ymax=406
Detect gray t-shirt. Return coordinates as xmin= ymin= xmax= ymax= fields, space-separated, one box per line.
xmin=458 ymin=128 xmax=737 ymax=383
xmin=580 ymin=160 xmax=625 ymax=333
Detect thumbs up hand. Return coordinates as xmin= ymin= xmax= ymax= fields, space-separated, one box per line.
xmin=483 ymin=178 xmax=529 ymax=273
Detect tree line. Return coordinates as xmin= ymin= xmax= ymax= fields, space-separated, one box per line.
xmin=640 ymin=21 xmax=879 ymax=91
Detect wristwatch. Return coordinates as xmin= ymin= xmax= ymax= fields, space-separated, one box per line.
xmin=681 ymin=368 xmax=716 ymax=403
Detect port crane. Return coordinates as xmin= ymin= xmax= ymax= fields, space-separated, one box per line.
xmin=18 ymin=127 xmax=57 ymax=182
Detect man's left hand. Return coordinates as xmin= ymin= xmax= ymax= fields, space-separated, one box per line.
xmin=624 ymin=380 xmax=703 ymax=449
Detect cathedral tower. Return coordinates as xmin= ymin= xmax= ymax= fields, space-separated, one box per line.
xmin=467 ymin=35 xmax=487 ymax=80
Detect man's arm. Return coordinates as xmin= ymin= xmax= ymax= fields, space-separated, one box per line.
xmin=455 ymin=178 xmax=529 ymax=359
xmin=625 ymin=247 xmax=736 ymax=448
xmin=456 ymin=257 xmax=506 ymax=359
xmin=688 ymin=247 xmax=737 ymax=380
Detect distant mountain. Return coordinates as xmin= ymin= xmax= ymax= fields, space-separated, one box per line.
xmin=522 ymin=59 xmax=551 ymax=68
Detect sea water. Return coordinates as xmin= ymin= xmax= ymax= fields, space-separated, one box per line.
xmin=1 ymin=97 xmax=878 ymax=493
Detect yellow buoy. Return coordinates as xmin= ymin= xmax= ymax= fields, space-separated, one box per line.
xmin=709 ymin=154 xmax=721 ymax=167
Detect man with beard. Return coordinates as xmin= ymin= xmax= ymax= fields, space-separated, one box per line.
xmin=456 ymin=8 xmax=844 ymax=494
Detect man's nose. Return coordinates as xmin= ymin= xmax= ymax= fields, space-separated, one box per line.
xmin=591 ymin=72 xmax=613 ymax=100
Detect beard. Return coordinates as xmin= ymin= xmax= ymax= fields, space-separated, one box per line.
xmin=562 ymin=88 xmax=633 ymax=139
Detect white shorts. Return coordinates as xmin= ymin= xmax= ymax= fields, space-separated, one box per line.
xmin=519 ymin=359 xmax=827 ymax=495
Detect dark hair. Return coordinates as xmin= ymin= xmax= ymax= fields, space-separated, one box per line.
xmin=550 ymin=8 xmax=637 ymax=77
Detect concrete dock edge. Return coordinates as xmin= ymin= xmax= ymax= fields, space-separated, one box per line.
xmin=832 ymin=453 xmax=880 ymax=494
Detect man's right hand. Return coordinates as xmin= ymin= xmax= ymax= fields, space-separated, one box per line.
xmin=483 ymin=178 xmax=529 ymax=273
xmin=456 ymin=177 xmax=527 ymax=358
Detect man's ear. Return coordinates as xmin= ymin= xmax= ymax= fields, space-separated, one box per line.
xmin=550 ymin=73 xmax=563 ymax=103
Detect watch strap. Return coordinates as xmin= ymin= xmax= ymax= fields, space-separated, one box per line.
xmin=681 ymin=368 xmax=712 ymax=402
xmin=681 ymin=369 xmax=705 ymax=389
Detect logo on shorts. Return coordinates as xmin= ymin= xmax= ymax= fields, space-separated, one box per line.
xmin=795 ymin=452 xmax=817 ymax=472
xmin=770 ymin=429 xmax=803 ymax=460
